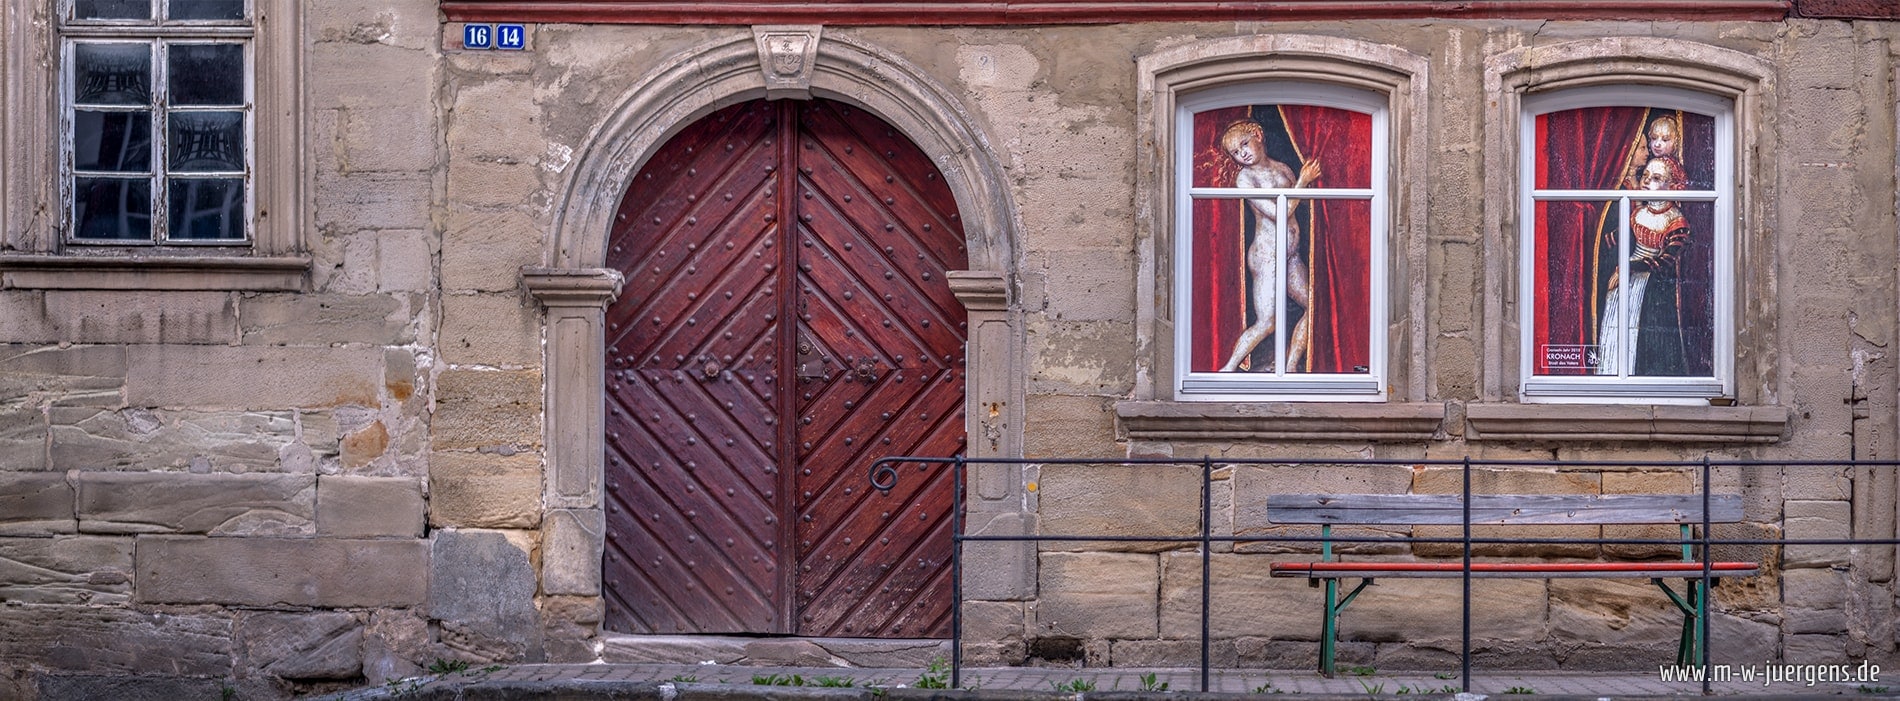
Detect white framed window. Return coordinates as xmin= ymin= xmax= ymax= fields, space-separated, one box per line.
xmin=1517 ymin=85 xmax=1734 ymax=403
xmin=1172 ymin=82 xmax=1388 ymax=401
xmin=62 ymin=0 xmax=253 ymax=244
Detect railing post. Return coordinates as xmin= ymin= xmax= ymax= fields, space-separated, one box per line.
xmin=1201 ymin=456 xmax=1213 ymax=693
xmin=1461 ymin=455 xmax=1472 ymax=693
xmin=952 ymin=455 xmax=965 ymax=691
xmin=1700 ymin=455 xmax=1712 ymax=695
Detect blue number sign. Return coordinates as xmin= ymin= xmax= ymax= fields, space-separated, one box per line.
xmin=462 ymin=24 xmax=492 ymax=50
xmin=497 ymin=24 xmax=526 ymax=50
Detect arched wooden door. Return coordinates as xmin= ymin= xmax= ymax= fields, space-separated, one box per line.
xmin=602 ymin=99 xmax=967 ymax=638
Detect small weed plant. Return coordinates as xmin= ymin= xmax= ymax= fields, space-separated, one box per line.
xmin=669 ymin=674 xmax=699 ymax=683
xmin=427 ymin=658 xmax=470 ymax=675
xmin=752 ymin=673 xmax=805 ymax=686
xmin=1051 ymin=677 xmax=1098 ymax=692
xmin=914 ymin=658 xmax=951 ymax=689
xmin=1503 ymin=685 xmax=1536 ymax=695
xmin=1356 ymin=680 xmax=1386 ymax=696
xmin=1138 ymin=672 xmax=1170 ymax=692
xmin=814 ymin=676 xmax=856 ymax=688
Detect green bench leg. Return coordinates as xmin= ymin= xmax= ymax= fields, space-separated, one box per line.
xmin=1320 ymin=579 xmax=1337 ymax=677
xmin=1318 ymin=578 xmax=1375 ymax=678
xmin=1653 ymin=577 xmax=1709 ymax=667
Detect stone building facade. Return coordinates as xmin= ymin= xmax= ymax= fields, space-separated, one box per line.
xmin=4 ymin=0 xmax=1900 ymax=696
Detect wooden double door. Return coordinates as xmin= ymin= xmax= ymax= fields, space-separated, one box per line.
xmin=602 ymin=99 xmax=967 ymax=638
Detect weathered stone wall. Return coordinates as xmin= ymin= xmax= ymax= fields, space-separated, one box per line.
xmin=4 ymin=6 xmax=1900 ymax=696
xmin=1 ymin=0 xmax=459 ymax=697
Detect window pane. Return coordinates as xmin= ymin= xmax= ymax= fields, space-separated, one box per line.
xmin=73 ymin=177 xmax=153 ymax=241
xmin=1190 ymin=104 xmax=1372 ymax=189
xmin=167 ymin=177 xmax=244 ymax=240
xmin=169 ymin=0 xmax=246 ymax=21
xmin=1630 ymin=199 xmax=1716 ymax=378
xmin=168 ymin=111 xmax=244 ymax=172
xmin=75 ymin=0 xmax=151 ymax=19
xmin=1530 ymin=200 xmax=1615 ymax=376
xmin=1534 ymin=107 xmax=1717 ymax=191
xmin=73 ymin=110 xmax=153 ymax=172
xmin=167 ymin=44 xmax=244 ymax=106
xmin=74 ymin=43 xmax=152 ymax=106
xmin=1188 ymin=196 xmax=1372 ymax=375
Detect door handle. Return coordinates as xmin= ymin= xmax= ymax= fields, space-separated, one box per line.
xmin=851 ymin=357 xmax=881 ymax=384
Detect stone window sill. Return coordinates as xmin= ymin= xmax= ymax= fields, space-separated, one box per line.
xmin=1115 ymin=401 xmax=1446 ymax=442
xmin=1464 ymin=403 xmax=1789 ymax=443
xmin=0 ymin=253 xmax=310 ymax=291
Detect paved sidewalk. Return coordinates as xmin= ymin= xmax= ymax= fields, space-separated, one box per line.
xmin=317 ymin=662 xmax=1885 ymax=699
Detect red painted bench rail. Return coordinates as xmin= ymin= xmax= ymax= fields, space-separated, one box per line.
xmin=1272 ymin=561 xmax=1759 ymax=575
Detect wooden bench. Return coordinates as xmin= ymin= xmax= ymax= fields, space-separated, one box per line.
xmin=1265 ymin=493 xmax=1759 ymax=677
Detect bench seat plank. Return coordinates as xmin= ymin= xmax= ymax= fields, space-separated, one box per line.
xmin=1271 ymin=561 xmax=1759 ymax=578
xmin=1266 ymin=493 xmax=1744 ymax=525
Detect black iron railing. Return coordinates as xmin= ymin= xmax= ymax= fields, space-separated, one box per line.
xmin=870 ymin=456 xmax=1900 ymax=695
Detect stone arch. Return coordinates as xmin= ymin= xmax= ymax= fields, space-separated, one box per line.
xmin=548 ymin=29 xmax=1018 ymax=274
xmin=521 ymin=28 xmax=1026 ymax=608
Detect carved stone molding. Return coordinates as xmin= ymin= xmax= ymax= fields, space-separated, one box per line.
xmin=521 ymin=266 xmax=624 ymax=308
xmin=1465 ymin=403 xmax=1790 ymax=443
xmin=0 ymin=254 xmax=311 ymax=291
xmin=1115 ymin=401 xmax=1446 ymax=442
xmin=947 ymin=269 xmax=1008 ymax=312
xmin=753 ymin=25 xmax=822 ymax=100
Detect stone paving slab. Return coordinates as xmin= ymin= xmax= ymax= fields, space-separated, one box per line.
xmin=313 ymin=663 xmax=1883 ymax=699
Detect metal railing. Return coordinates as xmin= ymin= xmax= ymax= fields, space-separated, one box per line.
xmin=869 ymin=456 xmax=1900 ymax=695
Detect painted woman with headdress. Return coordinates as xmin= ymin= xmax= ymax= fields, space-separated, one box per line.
xmin=1597 ymin=153 xmax=1690 ymax=375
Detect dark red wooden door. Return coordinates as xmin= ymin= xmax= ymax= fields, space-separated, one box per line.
xmin=603 ymin=99 xmax=967 ymax=638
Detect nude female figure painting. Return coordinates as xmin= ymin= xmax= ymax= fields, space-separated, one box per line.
xmin=1188 ymin=104 xmax=1373 ymax=377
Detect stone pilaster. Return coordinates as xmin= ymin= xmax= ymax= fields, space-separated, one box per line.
xmin=522 ymin=267 xmax=622 ymax=598
xmin=949 ymin=270 xmax=1033 ymax=601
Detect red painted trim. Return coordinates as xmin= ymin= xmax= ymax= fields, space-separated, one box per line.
xmin=1272 ymin=561 xmax=1760 ymax=573
xmin=441 ymin=1 xmax=1790 ymax=25
xmin=1793 ymin=0 xmax=1900 ymax=18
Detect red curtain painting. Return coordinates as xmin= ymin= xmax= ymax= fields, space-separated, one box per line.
xmin=1531 ymin=106 xmax=1646 ymax=375
xmin=1189 ymin=105 xmax=1252 ymax=372
xmin=1188 ymin=104 xmax=1372 ymax=375
xmin=1281 ymin=105 xmax=1371 ymax=373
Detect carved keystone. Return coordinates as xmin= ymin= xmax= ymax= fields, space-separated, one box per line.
xmin=752 ymin=25 xmax=822 ymax=100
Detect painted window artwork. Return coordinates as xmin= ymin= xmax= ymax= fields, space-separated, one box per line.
xmin=1186 ymin=103 xmax=1375 ymax=379
xmin=1529 ymin=106 xmax=1718 ymax=381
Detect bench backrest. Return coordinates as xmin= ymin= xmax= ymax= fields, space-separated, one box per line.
xmin=1266 ymin=493 xmax=1745 ymax=526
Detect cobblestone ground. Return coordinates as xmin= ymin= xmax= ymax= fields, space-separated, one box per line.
xmin=321 ymin=663 xmax=1881 ymax=699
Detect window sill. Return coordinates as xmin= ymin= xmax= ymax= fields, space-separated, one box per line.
xmin=0 ymin=253 xmax=310 ymax=291
xmin=1115 ymin=400 xmax=1445 ymax=441
xmin=1464 ymin=403 xmax=1789 ymax=443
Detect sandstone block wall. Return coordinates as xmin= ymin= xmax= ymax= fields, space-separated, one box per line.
xmin=2 ymin=5 xmax=1900 ymax=696
xmin=0 ymin=0 xmax=508 ymax=697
